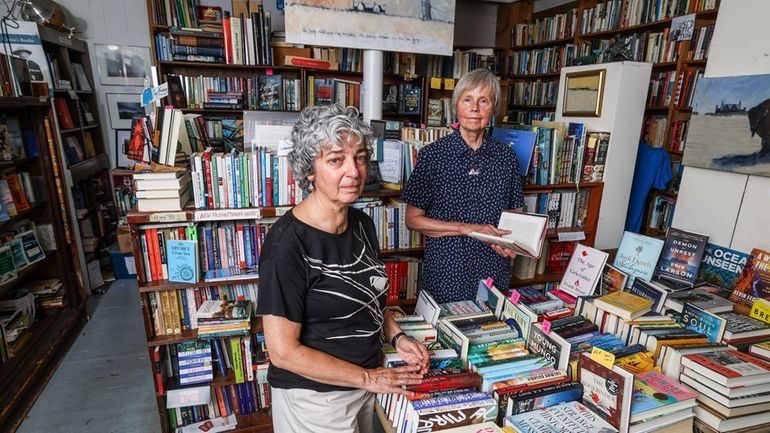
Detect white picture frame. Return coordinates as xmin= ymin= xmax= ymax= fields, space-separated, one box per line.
xmin=93 ymin=44 xmax=151 ymax=86
xmin=115 ymin=129 xmax=134 ymax=168
xmin=106 ymin=93 xmax=145 ymax=130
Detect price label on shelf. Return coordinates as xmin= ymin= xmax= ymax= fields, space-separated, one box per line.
xmin=541 ymin=319 xmax=551 ymax=335
xmin=484 ymin=277 xmax=493 ymax=288
xmin=509 ymin=290 xmax=521 ymax=305
xmin=148 ymin=212 xmax=187 ymax=223
xmin=590 ymin=346 xmax=616 ymax=369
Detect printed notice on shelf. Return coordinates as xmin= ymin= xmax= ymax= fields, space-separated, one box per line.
xmin=558 ymin=231 xmax=586 ymax=242
xmin=148 ymin=212 xmax=187 ymax=223
xmin=378 ymin=140 xmax=403 ymax=184
xmin=125 ymin=256 xmax=136 ymax=275
xmin=195 ymin=208 xmax=262 ymax=221
xmin=252 ymin=125 xmax=293 ymax=153
xmin=167 ymin=386 xmax=211 ymax=409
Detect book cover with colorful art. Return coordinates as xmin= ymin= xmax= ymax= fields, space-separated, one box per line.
xmin=698 ymin=242 xmax=750 ymax=289
xmin=630 ymin=370 xmax=697 ymax=422
xmin=730 ymin=248 xmax=770 ymax=308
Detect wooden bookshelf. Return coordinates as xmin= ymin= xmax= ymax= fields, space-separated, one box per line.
xmin=0 ymin=97 xmax=87 ymax=431
xmin=496 ymin=0 xmax=719 ymax=236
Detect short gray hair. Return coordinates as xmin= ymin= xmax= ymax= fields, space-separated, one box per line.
xmin=452 ymin=68 xmax=501 ymax=115
xmin=288 ymin=104 xmax=373 ymax=191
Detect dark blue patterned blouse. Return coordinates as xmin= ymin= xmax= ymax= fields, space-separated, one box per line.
xmin=401 ymin=130 xmax=525 ymax=303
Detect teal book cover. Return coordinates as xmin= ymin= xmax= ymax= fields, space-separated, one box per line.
xmin=166 ymin=239 xmax=199 ymax=283
xmin=679 ymin=303 xmax=726 ymax=343
xmin=613 ymin=231 xmax=665 ymax=287
xmin=697 ymin=242 xmax=750 ymax=289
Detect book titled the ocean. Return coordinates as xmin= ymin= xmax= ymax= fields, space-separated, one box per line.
xmin=698 ymin=242 xmax=750 ymax=289
xmin=166 ymin=239 xmax=199 ymax=283
xmin=613 ymin=231 xmax=665 ymax=287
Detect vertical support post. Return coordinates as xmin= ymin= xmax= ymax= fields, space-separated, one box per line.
xmin=362 ymin=49 xmax=383 ymax=122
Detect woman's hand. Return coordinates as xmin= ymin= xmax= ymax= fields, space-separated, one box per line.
xmin=395 ymin=336 xmax=430 ymax=374
xmin=363 ymin=364 xmax=424 ymax=396
xmin=488 ymin=243 xmax=519 ymax=259
xmin=459 ymin=222 xmax=510 ymax=237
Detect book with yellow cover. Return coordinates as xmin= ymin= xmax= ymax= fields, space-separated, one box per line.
xmin=593 ymin=291 xmax=653 ymax=320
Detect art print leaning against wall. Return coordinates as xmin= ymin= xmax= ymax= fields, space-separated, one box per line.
xmin=683 ymin=73 xmax=770 ymax=177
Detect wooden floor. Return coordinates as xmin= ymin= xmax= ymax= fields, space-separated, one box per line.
xmin=16 ymin=279 xmax=161 ymax=433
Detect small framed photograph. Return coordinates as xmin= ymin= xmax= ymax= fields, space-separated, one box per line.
xmin=93 ymin=44 xmax=151 ymax=86
xmin=106 ymin=93 xmax=144 ymax=129
xmin=115 ymin=129 xmax=134 ymax=168
xmin=562 ymin=68 xmax=606 ymax=117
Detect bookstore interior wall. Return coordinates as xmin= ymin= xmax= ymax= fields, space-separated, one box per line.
xmin=672 ymin=0 xmax=770 ymax=252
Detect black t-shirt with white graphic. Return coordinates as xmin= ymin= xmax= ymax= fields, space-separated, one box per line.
xmin=256 ymin=207 xmax=387 ymax=392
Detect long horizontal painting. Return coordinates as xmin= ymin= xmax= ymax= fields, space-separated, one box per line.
xmin=285 ymin=0 xmax=456 ymax=56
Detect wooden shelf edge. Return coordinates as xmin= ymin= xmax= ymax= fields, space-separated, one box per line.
xmin=139 ymin=277 xmax=261 ymax=292
xmin=128 ymin=206 xmax=291 ymax=225
xmin=522 ymin=181 xmax=603 ymax=191
xmin=381 ymin=247 xmax=424 ymax=257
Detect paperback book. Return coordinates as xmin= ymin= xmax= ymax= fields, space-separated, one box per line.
xmin=166 ymin=239 xmax=199 ymax=283
xmin=630 ymin=370 xmax=697 ymax=423
xmin=504 ymin=400 xmax=617 ymax=433
xmin=559 ymin=243 xmax=609 ymax=298
xmin=679 ymin=303 xmax=727 ymax=343
xmin=613 ymin=231 xmax=665 ymax=287
xmin=578 ymin=353 xmax=633 ymax=433
xmin=600 ymin=265 xmax=628 ymax=295
xmin=730 ymin=248 xmax=770 ymax=308
xmin=698 ymin=242 xmax=750 ymax=289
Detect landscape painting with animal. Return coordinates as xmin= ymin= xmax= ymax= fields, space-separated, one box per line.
xmin=682 ymin=73 xmax=770 ymax=176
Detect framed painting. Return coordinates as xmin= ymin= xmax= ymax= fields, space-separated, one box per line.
xmin=562 ymin=69 xmax=606 ymax=117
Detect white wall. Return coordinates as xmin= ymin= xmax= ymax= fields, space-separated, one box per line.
xmin=672 ymin=0 xmax=770 ymax=253
xmin=555 ymin=62 xmax=652 ymax=250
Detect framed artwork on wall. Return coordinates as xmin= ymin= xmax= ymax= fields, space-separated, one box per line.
xmin=93 ymin=44 xmax=151 ymax=86
xmin=105 ymin=93 xmax=144 ymax=130
xmin=562 ymin=68 xmax=606 ymax=117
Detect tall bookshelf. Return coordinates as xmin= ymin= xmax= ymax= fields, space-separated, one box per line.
xmin=38 ymin=25 xmax=118 ymax=292
xmin=0 ymin=98 xmax=87 ymax=431
xmin=495 ymin=0 xmax=720 ymax=238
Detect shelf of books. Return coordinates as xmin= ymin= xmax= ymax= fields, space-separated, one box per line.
xmin=0 ymin=93 xmax=87 ymax=430
xmin=495 ymin=0 xmax=719 ymax=236
xmin=38 ymin=24 xmax=118 ymax=293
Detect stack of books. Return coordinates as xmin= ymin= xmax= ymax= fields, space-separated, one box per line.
xmin=196 ymin=300 xmax=252 ymax=338
xmin=135 ymin=169 xmax=191 ymax=212
xmin=682 ymin=350 xmax=770 ymax=431
xmin=20 ymin=279 xmax=64 ymax=310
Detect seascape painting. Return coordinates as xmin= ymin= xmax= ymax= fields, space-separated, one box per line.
xmin=285 ymin=0 xmax=456 ymax=56
xmin=683 ymin=73 xmax=770 ymax=176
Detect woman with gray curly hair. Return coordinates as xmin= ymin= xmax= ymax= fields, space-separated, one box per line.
xmin=256 ymin=104 xmax=429 ymax=433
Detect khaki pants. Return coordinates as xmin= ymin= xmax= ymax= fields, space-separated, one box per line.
xmin=271 ymin=387 xmax=375 ymax=433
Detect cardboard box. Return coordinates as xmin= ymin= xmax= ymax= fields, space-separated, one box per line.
xmin=117 ymin=227 xmax=132 ymax=253
xmin=273 ymin=46 xmax=312 ymax=66
xmin=109 ymin=246 xmax=136 ymax=279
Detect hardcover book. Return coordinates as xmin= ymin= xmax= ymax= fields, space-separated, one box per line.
xmin=682 ymin=350 xmax=770 ymax=387
xmin=653 ymin=227 xmax=709 ymax=287
xmin=559 ymin=244 xmax=608 ymax=298
xmin=578 ymin=353 xmax=633 ymax=433
xmin=679 ymin=303 xmax=727 ymax=343
xmin=399 ymin=87 xmax=421 ymax=114
xmin=166 ymin=239 xmax=199 ymax=283
xmin=718 ymin=311 xmax=770 ymax=341
xmin=508 ymin=381 xmax=583 ymax=415
xmin=630 ymin=370 xmax=697 ymax=423
xmin=314 ymin=78 xmax=335 ymax=106
xmin=698 ymin=242 xmax=750 ymax=289
xmin=491 ymin=126 xmax=537 ymax=177
xmin=600 ymin=265 xmax=628 ymax=295
xmin=526 ymin=323 xmax=571 ymax=371
xmin=258 ymin=74 xmax=282 ymax=110
xmin=17 ymin=230 xmax=44 ymax=264
xmin=504 ymin=400 xmax=617 ymax=433
xmin=426 ymin=98 xmax=445 ymax=127
xmin=729 ymin=248 xmax=770 ymax=308
xmin=613 ymin=231 xmax=665 ymax=287
xmin=664 ymin=285 xmax=734 ymax=313
xmin=468 ymin=212 xmax=547 ymax=258
xmin=593 ymin=290 xmax=654 ymax=320
xmin=626 ymin=278 xmax=668 ymax=313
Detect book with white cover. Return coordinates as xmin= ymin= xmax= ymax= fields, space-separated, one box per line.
xmin=135 ymin=172 xmax=191 ymax=191
xmin=559 ymin=243 xmax=609 ymax=297
xmin=468 ymin=211 xmax=547 ymax=258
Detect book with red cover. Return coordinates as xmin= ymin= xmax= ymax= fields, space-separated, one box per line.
xmin=545 ymin=241 xmax=576 ymax=274
xmin=407 ymin=371 xmax=481 ymax=394
xmin=682 ymin=349 xmax=770 ymax=387
xmin=579 ymin=352 xmax=634 ymax=432
xmin=730 ymin=249 xmax=770 ymax=309
xmin=53 ymin=98 xmax=75 ymax=129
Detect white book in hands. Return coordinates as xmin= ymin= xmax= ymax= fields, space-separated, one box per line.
xmin=468 ymin=211 xmax=547 ymax=258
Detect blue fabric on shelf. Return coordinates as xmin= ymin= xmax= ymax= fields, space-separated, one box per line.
xmin=625 ymin=140 xmax=673 ymax=233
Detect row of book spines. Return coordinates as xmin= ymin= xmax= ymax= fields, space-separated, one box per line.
xmin=501 ymin=45 xmax=577 ymax=76
xmin=189 ymin=149 xmax=303 ymax=210
xmin=147 ymin=286 xmax=257 ymax=337
xmin=139 ymin=223 xmax=267 ymax=282
xmin=526 ymin=130 xmax=609 ymax=186
xmin=0 ymin=171 xmax=38 ymax=218
xmin=385 ymin=259 xmax=421 ymax=303
xmin=139 ymin=226 xmax=197 ymax=282
xmin=512 ymin=9 xmax=578 ymax=46
xmin=169 ymin=73 xmax=301 ymax=111
xmin=165 ymin=382 xmax=270 ymax=431
xmin=525 ymin=189 xmax=591 ymax=230
xmin=360 ymin=203 xmax=423 ymax=251
xmin=304 ymin=76 xmax=361 ymax=109
xmin=648 ymin=195 xmax=677 ymax=231
xmin=510 ymin=80 xmax=558 ymax=106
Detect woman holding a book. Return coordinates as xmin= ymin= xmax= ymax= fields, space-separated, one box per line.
xmin=257 ymin=104 xmax=430 ymax=433
xmin=402 ymin=68 xmax=525 ymax=303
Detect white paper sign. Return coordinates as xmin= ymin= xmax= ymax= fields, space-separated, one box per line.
xmin=195 ymin=208 xmax=262 ymax=221
xmin=378 ymin=140 xmax=403 ymax=184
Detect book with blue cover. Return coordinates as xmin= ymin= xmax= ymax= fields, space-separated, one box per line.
xmin=613 ymin=231 xmax=665 ymax=287
xmin=654 ymin=227 xmax=709 ymax=287
xmin=698 ymin=242 xmax=750 ymax=289
xmin=679 ymin=303 xmax=726 ymax=343
xmin=166 ymin=239 xmax=199 ymax=283
xmin=627 ymin=278 xmax=668 ymax=313
xmin=491 ymin=126 xmax=537 ymax=177
xmin=176 ymin=341 xmax=213 ymax=385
